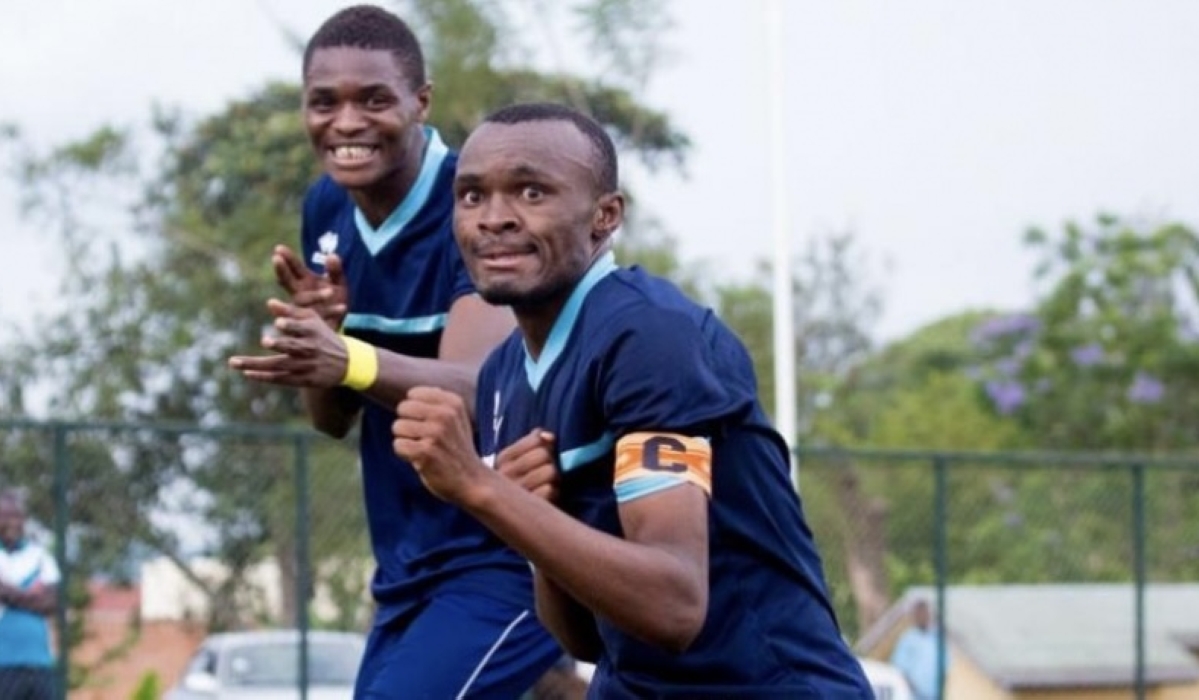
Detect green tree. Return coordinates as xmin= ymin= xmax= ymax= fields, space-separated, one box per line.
xmin=969 ymin=215 xmax=1199 ymax=585
xmin=789 ymin=309 xmax=1030 ymax=636
xmin=1 ymin=0 xmax=688 ymax=637
xmin=985 ymin=215 xmax=1199 ymax=450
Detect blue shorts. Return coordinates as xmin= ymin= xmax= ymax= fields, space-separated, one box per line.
xmin=355 ymin=591 xmax=561 ymax=699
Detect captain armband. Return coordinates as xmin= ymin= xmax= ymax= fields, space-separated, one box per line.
xmin=613 ymin=432 xmax=712 ymax=504
xmin=340 ymin=335 xmax=379 ymax=391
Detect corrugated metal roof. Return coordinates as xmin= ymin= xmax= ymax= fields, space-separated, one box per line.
xmin=857 ymin=583 xmax=1199 ymax=689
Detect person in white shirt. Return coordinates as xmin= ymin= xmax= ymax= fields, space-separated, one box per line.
xmin=0 ymin=489 xmax=60 ymax=700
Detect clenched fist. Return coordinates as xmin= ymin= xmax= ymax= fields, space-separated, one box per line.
xmin=393 ymin=387 xmax=489 ymax=503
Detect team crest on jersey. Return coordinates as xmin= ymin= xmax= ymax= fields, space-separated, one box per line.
xmin=312 ymin=231 xmax=339 ymax=266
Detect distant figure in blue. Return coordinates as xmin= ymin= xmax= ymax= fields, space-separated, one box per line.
xmin=227 ymin=6 xmax=560 ymax=698
xmin=392 ymin=102 xmax=874 ymax=699
xmin=0 ymin=490 xmax=59 ymax=700
xmin=890 ymin=599 xmax=947 ymax=700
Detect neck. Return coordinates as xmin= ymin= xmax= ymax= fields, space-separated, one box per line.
xmin=515 ymin=246 xmax=614 ymax=360
xmin=514 ymin=298 xmax=571 ymax=361
xmin=350 ymin=127 xmax=428 ymax=228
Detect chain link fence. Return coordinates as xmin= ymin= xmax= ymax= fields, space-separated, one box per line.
xmin=4 ymin=419 xmax=1198 ymax=699
xmin=1 ymin=418 xmax=367 ymax=699
xmin=799 ymin=448 xmax=1199 ymax=700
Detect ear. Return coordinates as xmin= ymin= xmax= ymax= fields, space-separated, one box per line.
xmin=414 ymin=82 xmax=434 ymax=122
xmin=591 ymin=192 xmax=625 ymax=246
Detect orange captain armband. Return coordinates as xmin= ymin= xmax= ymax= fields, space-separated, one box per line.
xmin=613 ymin=432 xmax=712 ymax=503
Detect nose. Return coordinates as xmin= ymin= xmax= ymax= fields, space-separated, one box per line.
xmin=332 ymin=103 xmax=367 ymax=134
xmin=477 ymin=196 xmax=519 ymax=235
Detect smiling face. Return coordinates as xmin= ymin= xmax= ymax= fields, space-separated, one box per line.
xmin=303 ymin=46 xmax=429 ymax=199
xmin=453 ymin=119 xmax=624 ymax=319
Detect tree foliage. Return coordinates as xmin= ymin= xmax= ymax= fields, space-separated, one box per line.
xmin=0 ymin=0 xmax=689 ymax=646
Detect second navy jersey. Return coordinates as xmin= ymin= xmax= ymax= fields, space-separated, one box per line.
xmin=300 ymin=128 xmax=534 ymax=621
xmin=476 ymin=254 xmax=872 ymax=698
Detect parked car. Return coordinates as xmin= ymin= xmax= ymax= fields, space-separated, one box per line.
xmin=165 ymin=629 xmax=366 ymax=700
xmin=858 ymin=657 xmax=914 ymax=700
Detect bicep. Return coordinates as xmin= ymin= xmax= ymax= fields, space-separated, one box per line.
xmin=617 ymin=483 xmax=709 ymax=581
xmin=614 ymin=431 xmax=712 ymax=568
xmin=438 ymin=294 xmax=515 ymax=365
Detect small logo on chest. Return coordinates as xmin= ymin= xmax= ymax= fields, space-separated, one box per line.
xmin=312 ymin=231 xmax=339 ymax=266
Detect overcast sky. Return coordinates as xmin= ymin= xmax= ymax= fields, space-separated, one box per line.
xmin=2 ymin=0 xmax=1197 ymax=341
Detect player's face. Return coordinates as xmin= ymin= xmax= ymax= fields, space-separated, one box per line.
xmin=453 ymin=121 xmax=622 ymax=312
xmin=0 ymin=499 xmax=24 ymax=549
xmin=303 ymin=47 xmax=430 ymax=193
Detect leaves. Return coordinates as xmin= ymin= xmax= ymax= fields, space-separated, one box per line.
xmin=0 ymin=0 xmax=690 ymax=635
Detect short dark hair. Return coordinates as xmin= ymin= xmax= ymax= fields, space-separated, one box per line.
xmin=482 ymin=102 xmax=619 ymax=193
xmin=302 ymin=5 xmax=426 ymax=90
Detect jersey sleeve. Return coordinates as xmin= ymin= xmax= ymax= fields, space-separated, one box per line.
xmin=600 ymin=309 xmax=750 ymax=437
xmin=442 ymin=228 xmax=478 ymax=302
xmin=599 ymin=310 xmax=750 ymax=503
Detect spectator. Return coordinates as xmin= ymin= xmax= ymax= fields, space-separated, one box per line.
xmin=890 ymin=599 xmax=948 ymax=700
xmin=0 ymin=489 xmax=60 ymax=700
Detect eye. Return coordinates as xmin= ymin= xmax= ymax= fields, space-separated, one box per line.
xmin=459 ymin=189 xmax=483 ymax=206
xmin=520 ymin=185 xmax=545 ymax=202
xmin=306 ymin=95 xmax=336 ymax=112
xmin=365 ymin=93 xmax=394 ymax=110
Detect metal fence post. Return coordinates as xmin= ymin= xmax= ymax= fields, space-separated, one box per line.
xmin=295 ymin=434 xmax=311 ymax=700
xmin=1132 ymin=462 xmax=1146 ymax=700
xmin=52 ymin=423 xmax=69 ymax=700
xmin=934 ymin=455 xmax=949 ymax=700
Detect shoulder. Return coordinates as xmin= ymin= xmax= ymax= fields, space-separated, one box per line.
xmin=592 ymin=267 xmax=709 ymax=328
xmin=302 ymin=175 xmax=351 ymax=224
xmin=480 ymin=330 xmax=525 ymax=376
xmin=303 ymin=173 xmax=347 ymax=204
xmin=587 ymin=267 xmax=736 ymax=359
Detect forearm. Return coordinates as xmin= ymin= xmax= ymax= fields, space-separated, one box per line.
xmin=301 ymin=386 xmax=361 ymax=438
xmin=464 ymin=474 xmax=706 ymax=652
xmin=534 ymin=569 xmax=603 ymax=662
xmin=0 ymin=585 xmax=56 ymax=616
xmin=363 ymin=353 xmax=480 ymax=417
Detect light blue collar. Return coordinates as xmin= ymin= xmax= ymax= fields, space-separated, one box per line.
xmin=353 ymin=126 xmax=449 ymax=255
xmin=524 ymin=251 xmax=618 ymax=390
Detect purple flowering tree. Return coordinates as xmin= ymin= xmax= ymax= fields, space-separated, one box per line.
xmin=975 ymin=216 xmax=1199 ymax=450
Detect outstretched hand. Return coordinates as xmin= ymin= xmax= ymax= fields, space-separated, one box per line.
xmin=273 ymin=244 xmax=348 ymax=330
xmin=496 ymin=429 xmax=559 ymax=502
xmin=393 ymin=387 xmax=489 ymax=504
xmin=227 ymin=299 xmax=351 ymax=387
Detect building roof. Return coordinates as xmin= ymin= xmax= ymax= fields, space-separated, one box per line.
xmin=857 ymin=583 xmax=1199 ymax=690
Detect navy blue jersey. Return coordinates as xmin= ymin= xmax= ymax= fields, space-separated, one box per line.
xmin=477 ymin=254 xmax=872 ymax=699
xmin=300 ymin=128 xmax=534 ymax=621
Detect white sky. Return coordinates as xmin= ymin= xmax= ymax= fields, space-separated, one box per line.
xmin=2 ymin=0 xmax=1198 ymax=341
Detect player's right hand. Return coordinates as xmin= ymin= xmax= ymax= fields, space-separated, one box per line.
xmin=496 ymin=429 xmax=559 ymax=502
xmin=273 ymin=244 xmax=348 ymax=330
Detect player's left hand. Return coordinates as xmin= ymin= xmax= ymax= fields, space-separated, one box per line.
xmin=496 ymin=429 xmax=559 ymax=502
xmin=393 ymin=387 xmax=488 ymax=503
xmin=226 ymin=299 xmax=350 ymax=387
xmin=273 ymin=245 xmax=349 ymax=330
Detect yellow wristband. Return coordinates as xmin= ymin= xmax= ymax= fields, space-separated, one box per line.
xmin=340 ymin=335 xmax=378 ymax=391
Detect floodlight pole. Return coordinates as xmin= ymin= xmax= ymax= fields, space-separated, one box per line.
xmin=765 ymin=0 xmax=798 ymax=464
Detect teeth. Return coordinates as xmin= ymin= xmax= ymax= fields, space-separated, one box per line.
xmin=333 ymin=146 xmax=374 ymax=161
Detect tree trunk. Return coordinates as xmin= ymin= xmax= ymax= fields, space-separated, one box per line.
xmin=834 ymin=461 xmax=891 ymax=634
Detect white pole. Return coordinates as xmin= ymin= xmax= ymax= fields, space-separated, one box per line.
xmin=765 ymin=0 xmax=798 ymax=460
